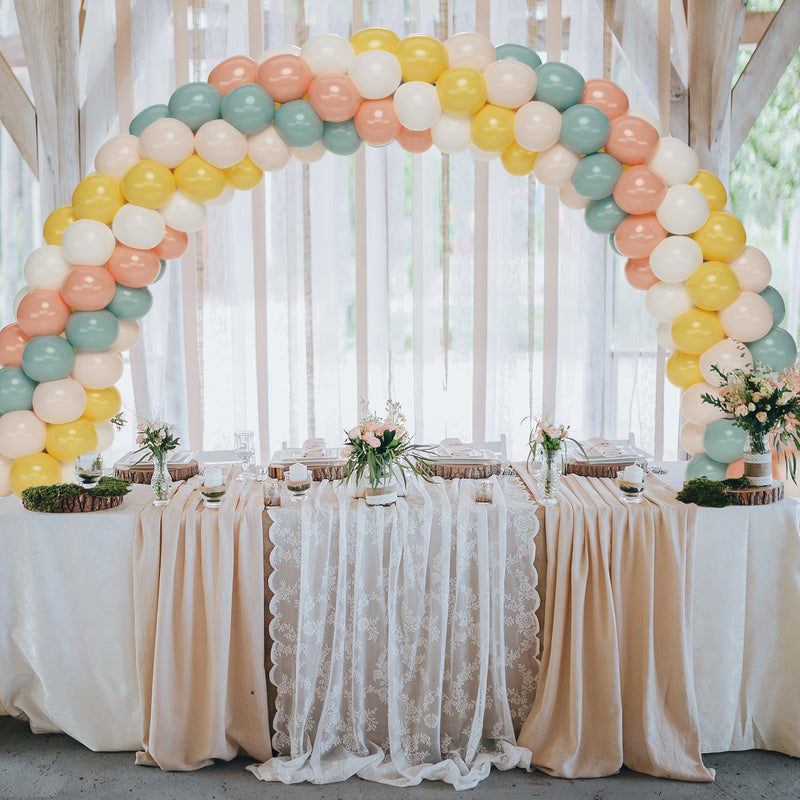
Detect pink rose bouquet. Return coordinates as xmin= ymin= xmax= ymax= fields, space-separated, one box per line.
xmin=133 ymin=418 xmax=181 ymax=464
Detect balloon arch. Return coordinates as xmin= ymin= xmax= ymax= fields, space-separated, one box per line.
xmin=0 ymin=29 xmax=795 ymax=496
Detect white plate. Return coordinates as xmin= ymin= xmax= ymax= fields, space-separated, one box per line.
xmin=570 ymin=443 xmax=650 ymax=465
xmin=115 ymin=449 xmax=198 ymax=468
xmin=270 ymin=449 xmax=346 ymax=467
xmin=428 ymin=449 xmax=498 ymax=464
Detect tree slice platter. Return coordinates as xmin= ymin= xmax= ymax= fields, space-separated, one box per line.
xmin=114 ymin=460 xmax=200 ymax=484
xmin=566 ymin=459 xmax=648 ymax=479
xmin=22 ymin=494 xmax=125 ymax=513
xmin=268 ymin=462 xmax=501 ymax=481
xmin=725 ymin=481 xmax=784 ymax=505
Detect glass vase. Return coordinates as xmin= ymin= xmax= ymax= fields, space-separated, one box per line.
xmin=538 ymin=445 xmax=563 ymax=505
xmin=151 ymin=450 xmax=172 ymax=506
xmin=743 ymin=432 xmax=772 ymax=487
xmin=364 ymin=464 xmax=398 ymax=506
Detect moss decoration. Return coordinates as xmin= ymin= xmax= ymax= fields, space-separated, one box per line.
xmin=21 ymin=477 xmax=132 ymax=513
xmin=676 ymin=476 xmax=750 ymax=508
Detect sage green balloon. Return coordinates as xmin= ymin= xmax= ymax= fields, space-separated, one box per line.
xmin=129 ymin=104 xmax=170 ymax=136
xmin=0 ymin=366 xmax=37 ymax=414
xmin=702 ymin=419 xmax=747 ymax=464
xmin=322 ymin=119 xmax=362 ymax=156
xmin=21 ymin=335 xmax=76 ymax=382
xmin=105 ymin=285 xmax=154 ymax=321
xmin=221 ymin=83 xmax=274 ymax=135
xmin=685 ymin=453 xmax=729 ymax=481
xmin=572 ymin=152 xmax=623 ymax=200
xmin=747 ymin=326 xmax=797 ymax=371
xmin=560 ymin=104 xmax=611 ymax=155
xmin=495 ymin=43 xmax=542 ymax=71
xmin=759 ymin=285 xmax=786 ymax=327
xmin=584 ymin=195 xmax=628 ymax=234
xmin=533 ymin=62 xmax=585 ymax=111
xmin=168 ymin=82 xmax=222 ymax=132
xmin=65 ymin=310 xmax=120 ymax=353
xmin=274 ymin=99 xmax=323 ymax=148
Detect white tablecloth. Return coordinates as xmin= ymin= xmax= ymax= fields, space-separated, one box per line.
xmin=249 ymin=475 xmax=540 ymax=790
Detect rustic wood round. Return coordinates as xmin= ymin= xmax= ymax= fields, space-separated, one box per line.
xmin=114 ymin=460 xmax=200 ymax=484
xmin=566 ymin=459 xmax=648 ymax=479
xmin=725 ymin=481 xmax=784 ymax=505
xmin=22 ymin=493 xmax=125 ymax=513
xmin=268 ymin=462 xmax=501 ymax=481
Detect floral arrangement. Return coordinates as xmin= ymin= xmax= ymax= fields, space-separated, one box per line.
xmin=702 ymin=361 xmax=800 ymax=478
xmin=133 ymin=418 xmax=181 ymax=464
xmin=526 ymin=415 xmax=585 ymax=469
xmin=342 ymin=399 xmax=434 ymax=489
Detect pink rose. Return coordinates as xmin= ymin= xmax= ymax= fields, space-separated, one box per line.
xmin=347 ymin=426 xmax=360 ymax=438
xmin=363 ymin=434 xmax=380 ymax=448
xmin=136 ymin=434 xmax=144 ymax=444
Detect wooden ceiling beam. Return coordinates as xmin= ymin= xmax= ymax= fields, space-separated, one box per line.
xmin=0 ymin=49 xmax=37 ymax=176
xmin=740 ymin=11 xmax=775 ymax=45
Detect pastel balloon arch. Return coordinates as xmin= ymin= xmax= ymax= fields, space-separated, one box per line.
xmin=0 ymin=28 xmax=795 ymax=496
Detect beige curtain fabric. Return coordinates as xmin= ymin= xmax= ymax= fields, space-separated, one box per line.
xmin=133 ymin=471 xmax=271 ymax=770
xmin=514 ymin=470 xmax=713 ymax=781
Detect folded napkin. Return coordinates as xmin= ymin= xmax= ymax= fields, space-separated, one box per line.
xmin=437 ymin=438 xmax=481 ymax=458
xmin=584 ymin=439 xmax=627 ymax=458
xmin=301 ymin=438 xmax=327 ymax=458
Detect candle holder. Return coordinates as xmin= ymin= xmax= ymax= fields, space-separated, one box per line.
xmin=200 ymin=468 xmax=227 ymax=508
xmin=234 ymin=430 xmax=256 ymax=482
xmin=75 ymin=452 xmax=103 ymax=488
xmin=285 ymin=462 xmax=311 ymax=500
xmin=617 ymin=468 xmax=646 ymax=503
xmin=475 ymin=477 xmax=494 ymax=503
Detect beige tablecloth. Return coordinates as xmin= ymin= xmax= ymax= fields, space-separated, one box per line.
xmin=514 ymin=468 xmax=713 ymax=782
xmin=133 ymin=470 xmax=271 ymax=770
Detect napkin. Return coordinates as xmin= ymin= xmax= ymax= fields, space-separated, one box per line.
xmin=301 ymin=438 xmax=327 ymax=458
xmin=437 ymin=438 xmax=481 ymax=458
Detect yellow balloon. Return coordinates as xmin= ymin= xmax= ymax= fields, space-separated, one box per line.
xmin=689 ymin=170 xmax=727 ymax=212
xmin=394 ymin=35 xmax=448 ymax=83
xmin=121 ymin=159 xmax=176 ymax=209
xmin=71 ymin=173 xmax=125 ymax=225
xmin=173 ymin=154 xmax=226 ymax=203
xmin=670 ymin=308 xmax=725 ymax=354
xmin=83 ymin=386 xmax=122 ymax=423
xmin=45 ymin=418 xmax=98 ymax=463
xmin=685 ymin=260 xmax=740 ymax=311
xmin=471 ymin=104 xmax=515 ymax=153
xmin=350 ymin=27 xmax=400 ymax=54
xmin=436 ymin=67 xmax=487 ymax=115
xmin=43 ymin=205 xmax=78 ymax=245
xmin=501 ymin=140 xmax=537 ymax=176
xmin=692 ymin=210 xmax=746 ymax=262
xmin=666 ymin=350 xmax=704 ymax=389
xmin=224 ymin=156 xmax=264 ymax=191
xmin=10 ymin=452 xmax=62 ymax=497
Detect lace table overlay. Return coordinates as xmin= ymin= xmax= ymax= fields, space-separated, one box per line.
xmin=249 ymin=475 xmax=539 ymax=789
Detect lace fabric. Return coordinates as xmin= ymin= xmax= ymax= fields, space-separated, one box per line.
xmin=249 ymin=475 xmax=540 ymax=789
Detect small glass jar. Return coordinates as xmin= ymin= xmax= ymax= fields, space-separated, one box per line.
xmin=75 ymin=452 xmax=103 ymax=488
xmin=475 ymin=477 xmax=494 ymax=503
xmin=200 ymin=468 xmax=226 ymax=508
xmin=617 ymin=469 xmax=646 ymax=503
xmin=285 ymin=463 xmax=311 ymax=500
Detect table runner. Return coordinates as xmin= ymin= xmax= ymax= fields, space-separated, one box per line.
xmin=514 ymin=469 xmax=713 ymax=782
xmin=133 ymin=470 xmax=271 ymax=770
xmin=250 ymin=475 xmax=540 ymax=789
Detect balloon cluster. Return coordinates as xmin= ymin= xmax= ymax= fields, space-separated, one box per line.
xmin=0 ymin=28 xmax=794 ymax=494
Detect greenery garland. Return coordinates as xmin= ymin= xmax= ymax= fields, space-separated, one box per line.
xmin=21 ymin=477 xmax=132 ymax=513
xmin=676 ymin=476 xmax=750 ymax=508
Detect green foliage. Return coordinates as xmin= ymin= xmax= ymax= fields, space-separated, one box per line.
xmin=676 ymin=476 xmax=750 ymax=507
xmin=21 ymin=477 xmax=132 ymax=512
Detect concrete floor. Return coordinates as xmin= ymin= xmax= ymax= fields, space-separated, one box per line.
xmin=2 ymin=717 xmax=799 ymax=800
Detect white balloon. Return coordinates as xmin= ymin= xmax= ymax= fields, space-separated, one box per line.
xmin=60 ymin=459 xmax=76 ymax=483
xmin=700 ymin=338 xmax=753 ymax=386
xmin=655 ymin=184 xmax=710 ymax=235
xmin=558 ymin=183 xmax=590 ymax=210
xmin=292 ymin=141 xmax=327 ymax=163
xmin=248 ymin=125 xmax=292 ymax=172
xmin=94 ymin=420 xmax=115 ymax=452
xmin=655 ymin=320 xmax=676 ymax=352
xmin=60 ymin=219 xmax=116 ymax=266
xmin=348 ymin=50 xmax=402 ymax=100
xmin=469 ymin=142 xmax=499 ymax=162
xmin=483 ymin=59 xmax=537 ymax=109
xmin=0 ymin=410 xmax=47 ymax=459
xmin=627 ymin=108 xmax=663 ymax=136
xmin=444 ymin=32 xmax=496 ymax=71
xmin=257 ymin=44 xmax=301 ymax=63
xmin=718 ymin=292 xmax=773 ymax=342
xmin=680 ymin=381 xmax=725 ymax=426
xmin=514 ymin=100 xmax=562 ymax=152
xmin=94 ymin=134 xmax=142 ymax=180
xmin=113 ymin=319 xmax=141 ymax=352
xmin=680 ymin=420 xmax=707 ymax=456
xmin=71 ymin=350 xmax=124 ymax=390
xmin=158 ymin=190 xmax=207 ymax=233
xmin=205 ymin=184 xmax=236 ymax=207
xmin=649 ymin=236 xmax=703 ymax=282
xmin=23 ymin=245 xmax=72 ymax=291
xmin=300 ymin=34 xmax=355 ymax=76
xmin=393 ymin=81 xmax=441 ymax=132
xmin=533 ymin=142 xmax=580 ymax=188
xmin=138 ymin=118 xmax=196 ymax=169
xmin=112 ymin=204 xmax=166 ymax=249
xmin=0 ymin=453 xmax=12 ymax=497
xmin=431 ymin=112 xmax=471 ymax=154
xmin=728 ymin=246 xmax=772 ymax=293
xmin=647 ymin=137 xmax=700 ymax=187
xmin=13 ymin=285 xmax=31 ymax=316
xmin=32 ymin=377 xmax=88 ymax=424
xmin=644 ymin=282 xmax=693 ymax=322
xmin=194 ymin=119 xmax=248 ymax=169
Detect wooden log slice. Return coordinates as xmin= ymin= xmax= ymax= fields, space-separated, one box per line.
xmin=566 ymin=459 xmax=648 ymax=479
xmin=22 ymin=493 xmax=125 ymax=513
xmin=268 ymin=464 xmax=347 ymax=481
xmin=268 ymin=461 xmax=501 ymax=481
xmin=114 ymin=459 xmax=200 ymax=484
xmin=725 ymin=481 xmax=784 ymax=505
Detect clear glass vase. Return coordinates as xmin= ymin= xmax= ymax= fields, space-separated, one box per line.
xmin=364 ymin=464 xmax=398 ymax=506
xmin=743 ymin=432 xmax=772 ymax=487
xmin=151 ymin=450 xmax=172 ymax=506
xmin=538 ymin=445 xmax=563 ymax=505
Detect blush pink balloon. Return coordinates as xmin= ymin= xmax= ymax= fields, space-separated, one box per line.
xmin=151 ymin=226 xmax=189 ymax=260
xmin=624 ymin=257 xmax=659 ymax=291
xmin=107 ymin=244 xmax=161 ymax=288
xmin=60 ymin=266 xmax=117 ymax=311
xmin=307 ymin=74 xmax=361 ymax=122
xmin=257 ymin=54 xmax=313 ymax=103
xmin=207 ymin=55 xmax=258 ymax=96
xmin=581 ymin=79 xmax=629 ymax=120
xmin=613 ymin=213 xmax=667 ymax=258
xmin=354 ymin=99 xmax=400 ymax=146
xmin=605 ymin=115 xmax=660 ymax=166
xmin=612 ymin=165 xmax=667 ymax=214
xmin=397 ymin=126 xmax=433 ymax=153
xmin=0 ymin=323 xmax=31 ymax=367
xmin=16 ymin=289 xmax=71 ymax=336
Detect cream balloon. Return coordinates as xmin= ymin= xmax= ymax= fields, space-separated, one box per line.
xmin=60 ymin=460 xmax=76 ymax=483
xmin=13 ymin=285 xmax=30 ymax=316
xmin=718 ymin=292 xmax=773 ymax=342
xmin=393 ymin=81 xmax=441 ymax=131
xmin=679 ymin=420 xmax=707 ymax=456
xmin=113 ymin=319 xmax=141 ymax=352
xmin=0 ymin=453 xmax=11 ymax=496
xmin=468 ymin=142 xmax=499 ymax=162
xmin=444 ymin=32 xmax=495 ymax=71
xmin=158 ymin=190 xmax=207 ymax=233
xmin=533 ymin=143 xmax=580 ymax=188
xmin=647 ymin=137 xmax=700 ymax=187
xmin=627 ymin=108 xmax=663 ymax=136
xmin=32 ymin=377 xmax=88 ymax=424
xmin=680 ymin=381 xmax=725 ymax=425
xmin=699 ymin=339 xmax=753 ymax=386
xmin=112 ymin=204 xmax=166 ymax=250
xmin=194 ymin=119 xmax=248 ymax=169
xmin=483 ymin=60 xmax=537 ymax=109
xmin=348 ymin=50 xmax=402 ymax=100
xmin=300 ymin=34 xmax=355 ymax=76
xmin=431 ymin=112 xmax=471 ymax=154
xmin=558 ymin=183 xmax=590 ymax=210
xmin=60 ymin=218 xmax=117 ymax=266
xmin=138 ymin=118 xmax=196 ymax=169
xmin=655 ymin=184 xmax=710 ymax=235
xmin=0 ymin=409 xmax=48 ymax=459
xmin=644 ymin=281 xmax=694 ymax=322
xmin=514 ymin=100 xmax=561 ymax=152
xmin=71 ymin=350 xmax=124 ymax=390
xmin=23 ymin=245 xmax=73 ymax=291
xmin=655 ymin=320 xmax=676 ymax=352
xmin=94 ymin=420 xmax=115 ymax=452
xmin=649 ymin=236 xmax=703 ymax=282
xmin=94 ymin=134 xmax=142 ymax=180
xmin=205 ymin=184 xmax=236 ymax=207
xmin=257 ymin=44 xmax=301 ymax=63
xmin=292 ymin=141 xmax=327 ymax=164
xmin=247 ymin=125 xmax=292 ymax=172
xmin=728 ymin=246 xmax=772 ymax=293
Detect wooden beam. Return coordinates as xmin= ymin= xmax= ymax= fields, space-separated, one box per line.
xmin=0 ymin=35 xmax=25 ymax=68
xmin=740 ymin=11 xmax=775 ymax=45
xmin=0 ymin=49 xmax=38 ymax=176
xmin=731 ymin=1 xmax=800 ymax=155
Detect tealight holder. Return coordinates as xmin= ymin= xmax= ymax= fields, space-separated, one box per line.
xmin=617 ymin=469 xmax=646 ymax=503
xmin=200 ymin=468 xmax=227 ymax=508
xmin=475 ymin=477 xmax=494 ymax=503
xmin=75 ymin=453 xmax=103 ymax=488
xmin=285 ymin=462 xmax=311 ymax=500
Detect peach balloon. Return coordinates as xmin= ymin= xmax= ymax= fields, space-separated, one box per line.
xmin=16 ymin=289 xmax=71 ymax=337
xmin=107 ymin=244 xmax=161 ymax=288
xmin=612 ymin=165 xmax=666 ymax=214
xmin=604 ymin=115 xmax=659 ymax=165
xmin=257 ymin=54 xmax=313 ymax=103
xmin=207 ymin=55 xmax=258 ymax=96
xmin=397 ymin=126 xmax=433 ymax=153
xmin=0 ymin=323 xmax=31 ymax=367
xmin=613 ymin=213 xmax=667 ymax=258
xmin=60 ymin=265 xmax=117 ymax=311
xmin=152 ymin=226 xmax=189 ymax=260
xmin=354 ymin=98 xmax=400 ymax=146
xmin=581 ymin=79 xmax=629 ymax=120
xmin=307 ymin=74 xmax=361 ymax=122
xmin=624 ymin=257 xmax=659 ymax=291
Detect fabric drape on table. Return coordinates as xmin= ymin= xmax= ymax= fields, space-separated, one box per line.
xmin=250 ymin=475 xmax=539 ymax=789
xmin=133 ymin=472 xmax=271 ymax=770
xmin=515 ymin=470 xmax=713 ymax=781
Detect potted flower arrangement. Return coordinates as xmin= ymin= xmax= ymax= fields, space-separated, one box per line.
xmin=702 ymin=361 xmax=800 ymax=486
xmin=341 ymin=400 xmax=434 ymax=505
xmin=134 ymin=418 xmax=181 ymax=505
xmin=527 ymin=416 xmax=585 ymax=504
